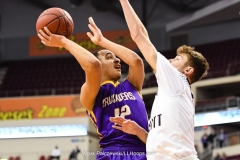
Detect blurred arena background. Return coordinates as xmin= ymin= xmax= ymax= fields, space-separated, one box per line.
xmin=0 ymin=0 xmax=240 ymax=160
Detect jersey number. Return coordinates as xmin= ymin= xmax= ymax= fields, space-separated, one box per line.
xmin=114 ymin=105 xmax=131 ymax=118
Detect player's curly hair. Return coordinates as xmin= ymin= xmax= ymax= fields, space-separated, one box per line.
xmin=177 ymin=45 xmax=209 ymax=83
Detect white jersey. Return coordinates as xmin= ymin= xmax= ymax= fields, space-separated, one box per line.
xmin=146 ymin=53 xmax=198 ymax=160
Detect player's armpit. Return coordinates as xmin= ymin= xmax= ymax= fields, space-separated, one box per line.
xmin=80 ymin=65 xmax=101 ymax=111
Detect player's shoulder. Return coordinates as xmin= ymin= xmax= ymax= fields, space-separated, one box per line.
xmin=120 ymin=79 xmax=137 ymax=89
xmin=179 ymin=72 xmax=191 ymax=86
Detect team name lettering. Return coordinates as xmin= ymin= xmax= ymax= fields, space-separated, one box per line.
xmin=149 ymin=114 xmax=162 ymax=130
xmin=102 ymin=92 xmax=136 ymax=107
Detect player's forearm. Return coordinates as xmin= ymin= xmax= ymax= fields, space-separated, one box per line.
xmin=62 ymin=38 xmax=101 ymax=72
xmin=99 ymin=37 xmax=143 ymax=68
xmin=119 ymin=0 xmax=157 ymax=71
xmin=135 ymin=126 xmax=148 ymax=144
xmin=119 ymin=0 xmax=149 ymax=41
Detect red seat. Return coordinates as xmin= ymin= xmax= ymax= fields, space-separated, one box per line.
xmin=15 ymin=156 xmax=21 ymax=160
xmin=39 ymin=155 xmax=45 ymax=160
xmin=9 ymin=157 xmax=14 ymax=160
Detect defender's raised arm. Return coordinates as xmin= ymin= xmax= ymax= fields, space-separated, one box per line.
xmin=119 ymin=0 xmax=158 ymax=72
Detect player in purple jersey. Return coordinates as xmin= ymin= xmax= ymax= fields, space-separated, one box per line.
xmin=38 ymin=17 xmax=148 ymax=160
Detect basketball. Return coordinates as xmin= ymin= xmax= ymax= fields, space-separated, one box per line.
xmin=36 ymin=7 xmax=74 ymax=38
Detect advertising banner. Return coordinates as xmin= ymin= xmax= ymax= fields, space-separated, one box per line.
xmin=29 ymin=30 xmax=137 ymax=56
xmin=0 ymin=95 xmax=87 ymax=120
xmin=195 ymin=109 xmax=240 ymax=127
xmin=0 ymin=124 xmax=88 ymax=139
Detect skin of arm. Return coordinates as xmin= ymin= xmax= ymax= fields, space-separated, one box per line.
xmin=119 ymin=0 xmax=158 ymax=73
xmin=37 ymin=27 xmax=102 ymax=111
xmin=87 ymin=17 xmax=144 ymax=91
xmin=109 ymin=116 xmax=148 ymax=143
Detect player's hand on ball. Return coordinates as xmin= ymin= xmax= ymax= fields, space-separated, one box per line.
xmin=38 ymin=27 xmax=65 ymax=48
xmin=87 ymin=17 xmax=103 ymax=45
xmin=110 ymin=116 xmax=139 ymax=135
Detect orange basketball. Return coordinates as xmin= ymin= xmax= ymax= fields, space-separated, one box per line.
xmin=36 ymin=7 xmax=74 ymax=38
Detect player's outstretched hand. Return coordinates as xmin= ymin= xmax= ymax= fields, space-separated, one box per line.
xmin=87 ymin=17 xmax=104 ymax=46
xmin=109 ymin=116 xmax=140 ymax=136
xmin=38 ymin=27 xmax=65 ymax=48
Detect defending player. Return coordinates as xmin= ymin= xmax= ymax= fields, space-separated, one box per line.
xmin=114 ymin=0 xmax=210 ymax=159
xmin=38 ymin=17 xmax=148 ymax=160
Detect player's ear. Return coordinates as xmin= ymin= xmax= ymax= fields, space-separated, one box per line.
xmin=184 ymin=66 xmax=194 ymax=75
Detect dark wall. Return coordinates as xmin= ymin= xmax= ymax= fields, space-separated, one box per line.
xmin=1 ymin=0 xmax=240 ymax=61
xmin=168 ymin=19 xmax=240 ymax=49
xmin=3 ymin=37 xmax=33 ymax=60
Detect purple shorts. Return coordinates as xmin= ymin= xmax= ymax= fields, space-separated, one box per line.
xmin=97 ymin=147 xmax=147 ymax=160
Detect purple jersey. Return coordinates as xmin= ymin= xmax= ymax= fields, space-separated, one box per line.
xmin=87 ymin=79 xmax=148 ymax=150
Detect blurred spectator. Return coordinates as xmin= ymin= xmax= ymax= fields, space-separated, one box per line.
xmin=201 ymin=132 xmax=208 ymax=150
xmin=214 ymin=153 xmax=221 ymax=160
xmin=39 ymin=155 xmax=46 ymax=160
xmin=51 ymin=145 xmax=61 ymax=160
xmin=194 ymin=144 xmax=199 ymax=154
xmin=15 ymin=156 xmax=21 ymax=160
xmin=217 ymin=129 xmax=226 ymax=148
xmin=221 ymin=152 xmax=228 ymax=160
xmin=69 ymin=146 xmax=81 ymax=160
xmin=207 ymin=128 xmax=217 ymax=150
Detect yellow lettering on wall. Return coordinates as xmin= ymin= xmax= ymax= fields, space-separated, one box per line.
xmin=0 ymin=108 xmax=34 ymax=120
xmin=51 ymin=108 xmax=60 ymax=117
xmin=27 ymin=109 xmax=34 ymax=119
xmin=37 ymin=105 xmax=67 ymax=118
xmin=45 ymin=107 xmax=53 ymax=118
xmin=18 ymin=110 xmax=27 ymax=119
xmin=37 ymin=105 xmax=48 ymax=118
xmin=58 ymin=107 xmax=67 ymax=117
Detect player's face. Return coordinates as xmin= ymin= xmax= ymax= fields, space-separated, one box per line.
xmin=97 ymin=50 xmax=122 ymax=81
xmin=169 ymin=53 xmax=189 ymax=73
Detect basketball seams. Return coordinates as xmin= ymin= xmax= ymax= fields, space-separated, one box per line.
xmin=62 ymin=10 xmax=74 ymax=26
xmin=61 ymin=16 xmax=69 ymax=38
xmin=38 ymin=13 xmax=59 ymax=19
xmin=59 ymin=9 xmax=69 ymax=38
xmin=37 ymin=15 xmax=59 ymax=31
xmin=64 ymin=15 xmax=74 ymax=37
xmin=36 ymin=7 xmax=73 ymax=38
xmin=64 ymin=15 xmax=74 ymax=26
xmin=48 ymin=19 xmax=61 ymax=34
xmin=63 ymin=12 xmax=74 ymax=37
xmin=53 ymin=8 xmax=66 ymax=19
xmin=53 ymin=8 xmax=61 ymax=35
xmin=54 ymin=8 xmax=68 ymax=37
